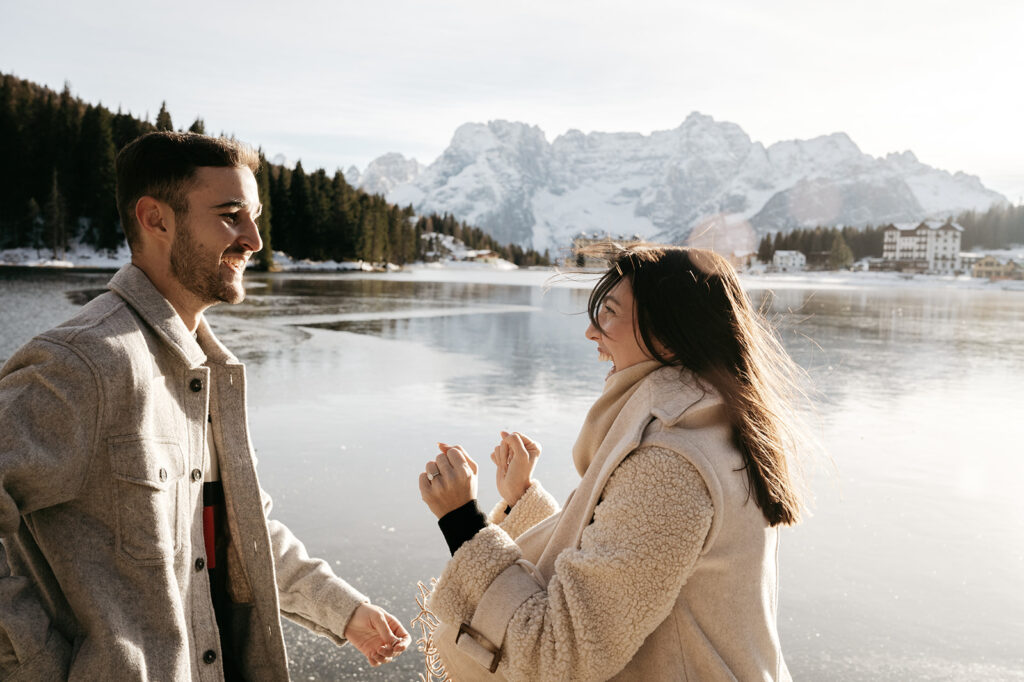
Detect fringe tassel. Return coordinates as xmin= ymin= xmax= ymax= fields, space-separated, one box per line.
xmin=412 ymin=579 xmax=452 ymax=682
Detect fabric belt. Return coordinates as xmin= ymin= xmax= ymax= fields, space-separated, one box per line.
xmin=455 ymin=559 xmax=545 ymax=673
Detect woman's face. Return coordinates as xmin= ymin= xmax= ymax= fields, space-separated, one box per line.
xmin=585 ymin=278 xmax=653 ymax=374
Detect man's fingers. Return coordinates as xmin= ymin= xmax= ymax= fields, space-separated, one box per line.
xmin=368 ymin=607 xmax=400 ymax=648
xmin=386 ymin=612 xmax=411 ymax=646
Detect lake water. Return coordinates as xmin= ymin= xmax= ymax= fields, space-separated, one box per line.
xmin=1 ymin=266 xmax=1022 ymax=681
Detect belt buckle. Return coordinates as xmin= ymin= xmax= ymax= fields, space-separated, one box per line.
xmin=456 ymin=622 xmax=501 ymax=673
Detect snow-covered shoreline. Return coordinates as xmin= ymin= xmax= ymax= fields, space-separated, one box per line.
xmin=0 ymin=244 xmax=518 ymax=274
xmin=3 ymin=244 xmax=1022 ymax=292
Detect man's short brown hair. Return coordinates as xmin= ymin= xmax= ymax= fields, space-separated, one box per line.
xmin=116 ymin=132 xmax=260 ymax=251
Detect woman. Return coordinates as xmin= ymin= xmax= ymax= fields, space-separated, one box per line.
xmin=417 ymin=245 xmax=805 ymax=681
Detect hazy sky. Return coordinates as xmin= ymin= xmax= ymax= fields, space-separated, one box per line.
xmin=3 ymin=0 xmax=1021 ymax=200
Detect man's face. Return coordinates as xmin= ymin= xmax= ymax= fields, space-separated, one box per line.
xmin=169 ymin=166 xmax=263 ymax=306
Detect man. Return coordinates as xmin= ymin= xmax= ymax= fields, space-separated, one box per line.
xmin=0 ymin=131 xmax=409 ymax=680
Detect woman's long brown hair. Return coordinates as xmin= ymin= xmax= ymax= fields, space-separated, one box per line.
xmin=586 ymin=243 xmax=805 ymax=526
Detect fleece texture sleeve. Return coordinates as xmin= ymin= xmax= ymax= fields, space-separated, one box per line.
xmin=428 ymin=445 xmax=714 ymax=682
xmin=485 ymin=480 xmax=560 ymax=540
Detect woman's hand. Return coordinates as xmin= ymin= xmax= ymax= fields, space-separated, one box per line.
xmin=419 ymin=443 xmax=479 ymax=519
xmin=491 ymin=431 xmax=541 ymax=507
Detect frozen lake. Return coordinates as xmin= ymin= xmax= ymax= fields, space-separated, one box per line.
xmin=1 ymin=266 xmax=1022 ymax=681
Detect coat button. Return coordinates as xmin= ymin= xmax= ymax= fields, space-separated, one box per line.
xmin=190 ymin=378 xmax=203 ymax=392
xmin=203 ymin=649 xmax=217 ymax=664
xmin=195 ymin=557 xmax=205 ymax=571
xmin=191 ymin=468 xmax=202 ymax=482
xmin=158 ymin=468 xmax=167 ymax=482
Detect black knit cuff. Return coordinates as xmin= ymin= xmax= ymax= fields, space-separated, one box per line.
xmin=438 ymin=500 xmax=487 ymax=555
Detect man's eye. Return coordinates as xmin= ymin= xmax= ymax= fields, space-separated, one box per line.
xmin=222 ymin=213 xmax=239 ymax=223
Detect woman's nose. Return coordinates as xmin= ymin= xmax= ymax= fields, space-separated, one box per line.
xmin=585 ymin=321 xmax=599 ymax=341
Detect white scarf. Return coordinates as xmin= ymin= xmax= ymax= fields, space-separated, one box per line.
xmin=571 ymin=360 xmax=662 ymax=476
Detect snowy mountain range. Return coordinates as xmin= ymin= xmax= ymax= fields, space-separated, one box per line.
xmin=346 ymin=113 xmax=1007 ymax=255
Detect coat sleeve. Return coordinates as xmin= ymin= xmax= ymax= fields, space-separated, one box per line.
xmin=260 ymin=488 xmax=370 ymax=645
xmin=486 ymin=480 xmax=560 ymax=540
xmin=0 ymin=338 xmax=100 ymax=678
xmin=428 ymin=445 xmax=714 ymax=682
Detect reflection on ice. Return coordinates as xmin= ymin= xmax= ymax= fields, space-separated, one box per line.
xmin=2 ymin=268 xmax=1023 ymax=681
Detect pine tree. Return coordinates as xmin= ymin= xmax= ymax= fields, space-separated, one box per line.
xmin=113 ymin=108 xmax=155 ymax=149
xmin=268 ymin=166 xmax=293 ymax=256
xmin=55 ymin=83 xmax=82 ymax=215
xmin=155 ymin=101 xmax=173 ymax=131
xmin=253 ymin=151 xmax=274 ymax=270
xmin=287 ymin=162 xmax=313 ymax=259
xmin=188 ymin=117 xmax=206 ymax=134
xmin=23 ymin=198 xmax=42 ymax=251
xmin=757 ymin=233 xmax=774 ymax=263
xmin=44 ymin=169 xmax=68 ymax=260
xmin=829 ymin=231 xmax=854 ymax=269
xmin=77 ymin=105 xmax=120 ymax=250
xmin=330 ymin=171 xmax=356 ymax=258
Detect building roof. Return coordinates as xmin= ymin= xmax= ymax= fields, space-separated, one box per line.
xmin=885 ymin=220 xmax=964 ymax=233
xmin=974 ymin=255 xmax=1021 ymax=267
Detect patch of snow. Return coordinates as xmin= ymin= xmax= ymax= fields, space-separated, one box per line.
xmin=0 ymin=237 xmax=130 ymax=269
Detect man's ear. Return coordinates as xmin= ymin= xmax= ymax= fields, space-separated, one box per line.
xmin=134 ymin=196 xmax=174 ymax=247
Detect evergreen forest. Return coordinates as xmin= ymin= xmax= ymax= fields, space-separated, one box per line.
xmin=0 ymin=73 xmax=550 ymax=269
xmin=756 ymin=202 xmax=1024 ymax=268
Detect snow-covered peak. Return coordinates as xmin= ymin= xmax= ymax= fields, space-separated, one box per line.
xmin=356 ymin=115 xmax=1007 ymax=254
xmin=766 ymin=132 xmax=867 ymax=179
xmin=448 ymin=120 xmax=548 ymax=155
xmin=886 ymin=150 xmax=920 ymax=167
xmin=358 ymin=153 xmax=423 ymax=196
xmin=343 ymin=165 xmax=361 ymax=186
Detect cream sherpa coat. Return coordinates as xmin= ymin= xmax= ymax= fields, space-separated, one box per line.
xmin=424 ymin=366 xmax=791 ymax=682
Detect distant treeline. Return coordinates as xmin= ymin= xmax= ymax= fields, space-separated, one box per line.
xmin=957 ymin=203 xmax=1024 ymax=250
xmin=757 ymin=201 xmax=1024 ymax=266
xmin=757 ymin=225 xmax=882 ymax=267
xmin=265 ymin=161 xmax=551 ymax=266
xmin=0 ymin=73 xmax=549 ymax=268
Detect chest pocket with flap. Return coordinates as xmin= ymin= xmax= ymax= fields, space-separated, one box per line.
xmin=110 ymin=436 xmax=186 ymax=564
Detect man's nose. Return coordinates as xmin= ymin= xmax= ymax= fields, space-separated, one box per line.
xmin=237 ymin=215 xmax=263 ymax=253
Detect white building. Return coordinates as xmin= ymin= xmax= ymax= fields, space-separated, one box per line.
xmin=772 ymin=250 xmax=806 ymax=272
xmin=882 ymin=221 xmax=963 ymax=274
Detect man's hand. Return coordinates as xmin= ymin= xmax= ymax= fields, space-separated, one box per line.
xmin=343 ymin=603 xmax=411 ymax=667
xmin=491 ymin=431 xmax=541 ymax=506
xmin=419 ymin=444 xmax=478 ymax=518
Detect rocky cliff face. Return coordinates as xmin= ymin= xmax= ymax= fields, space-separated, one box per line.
xmin=357 ymin=112 xmax=1006 ymax=254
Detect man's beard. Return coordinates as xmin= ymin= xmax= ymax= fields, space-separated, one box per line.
xmin=169 ymin=215 xmax=246 ymax=305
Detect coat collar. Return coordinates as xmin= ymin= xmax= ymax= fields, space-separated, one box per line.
xmin=526 ymin=365 xmax=729 ymax=578
xmin=107 ymin=264 xmax=239 ymax=369
xmin=597 ymin=365 xmax=727 ymax=465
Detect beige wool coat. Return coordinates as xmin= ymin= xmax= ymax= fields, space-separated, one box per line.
xmin=426 ymin=365 xmax=791 ymax=682
xmin=0 ymin=265 xmax=368 ymax=681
